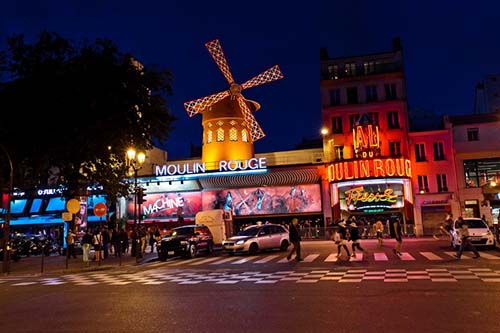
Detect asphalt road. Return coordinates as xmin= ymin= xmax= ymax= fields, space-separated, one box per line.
xmin=1 ymin=238 xmax=500 ymax=333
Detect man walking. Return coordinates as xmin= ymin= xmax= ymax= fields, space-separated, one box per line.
xmin=390 ymin=218 xmax=403 ymax=257
xmin=287 ymin=218 xmax=303 ymax=262
xmin=455 ymin=219 xmax=480 ymax=259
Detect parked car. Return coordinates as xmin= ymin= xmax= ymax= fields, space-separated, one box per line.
xmin=450 ymin=217 xmax=496 ymax=250
xmin=222 ymin=224 xmax=289 ymax=255
xmin=157 ymin=224 xmax=214 ymax=261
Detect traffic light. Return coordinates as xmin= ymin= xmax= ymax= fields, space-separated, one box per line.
xmin=137 ymin=188 xmax=147 ymax=205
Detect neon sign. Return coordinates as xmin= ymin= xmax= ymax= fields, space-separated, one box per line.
xmin=155 ymin=157 xmax=267 ymax=176
xmin=344 ymin=186 xmax=398 ymax=206
xmin=327 ymin=158 xmax=412 ymax=182
xmin=353 ymin=124 xmax=380 ymax=158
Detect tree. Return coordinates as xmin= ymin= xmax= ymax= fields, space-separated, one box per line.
xmin=0 ymin=31 xmax=176 ymax=202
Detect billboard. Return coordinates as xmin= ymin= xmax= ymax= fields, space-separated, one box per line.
xmin=127 ymin=191 xmax=202 ymax=221
xmin=203 ymin=184 xmax=322 ymax=216
xmin=338 ymin=182 xmax=404 ymax=212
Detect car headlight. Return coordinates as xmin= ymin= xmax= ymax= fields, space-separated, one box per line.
xmin=483 ymin=231 xmax=492 ymax=236
xmin=236 ymin=239 xmax=246 ymax=245
xmin=180 ymin=241 xmax=187 ymax=246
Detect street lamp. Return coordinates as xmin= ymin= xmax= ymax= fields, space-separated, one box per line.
xmin=0 ymin=144 xmax=13 ymax=274
xmin=126 ymin=148 xmax=145 ymax=261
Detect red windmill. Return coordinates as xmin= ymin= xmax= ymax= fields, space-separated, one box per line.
xmin=184 ymin=39 xmax=284 ymax=168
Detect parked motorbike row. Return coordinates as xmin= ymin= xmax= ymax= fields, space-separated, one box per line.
xmin=0 ymin=234 xmax=62 ymax=262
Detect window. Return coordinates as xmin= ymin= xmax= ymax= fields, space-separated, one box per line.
xmin=327 ymin=65 xmax=339 ymax=79
xmin=384 ymin=83 xmax=397 ymax=100
xmin=229 ymin=127 xmax=238 ymax=141
xmin=329 ymin=89 xmax=341 ymax=106
xmin=346 ymin=87 xmax=358 ymax=104
xmin=241 ymin=129 xmax=249 ymax=142
xmin=433 ymin=142 xmax=445 ymax=160
xmin=334 ymin=146 xmax=344 ymax=160
xmin=389 ymin=141 xmax=401 ymax=156
xmin=207 ymin=130 xmax=213 ymax=144
xmin=467 ymin=128 xmax=479 ymax=141
xmin=216 ymin=128 xmax=224 ymax=142
xmin=415 ymin=143 xmax=426 ymax=162
xmin=349 ymin=114 xmax=360 ymax=130
xmin=332 ymin=117 xmax=343 ymax=133
xmin=365 ymin=85 xmax=378 ymax=102
xmin=363 ymin=61 xmax=375 ymax=74
xmin=437 ymin=174 xmax=448 ymax=192
xmin=368 ymin=112 xmax=379 ymax=125
xmin=387 ymin=111 xmax=399 ymax=129
xmin=417 ymin=175 xmax=429 ymax=193
xmin=345 ymin=63 xmax=356 ymax=76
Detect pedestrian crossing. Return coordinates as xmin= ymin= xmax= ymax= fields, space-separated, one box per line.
xmin=147 ymin=250 xmax=500 ymax=267
xmin=5 ymin=267 xmax=500 ymax=287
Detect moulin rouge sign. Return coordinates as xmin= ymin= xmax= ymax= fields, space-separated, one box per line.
xmin=327 ymin=123 xmax=412 ymax=182
xmin=155 ymin=157 xmax=267 ymax=176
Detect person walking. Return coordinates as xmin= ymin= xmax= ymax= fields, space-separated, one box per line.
xmin=81 ymin=229 xmax=93 ymax=265
xmin=374 ymin=219 xmax=384 ymax=247
xmin=66 ymin=229 xmax=77 ymax=259
xmin=336 ymin=220 xmax=351 ymax=260
xmin=455 ymin=219 xmax=480 ymax=259
xmin=93 ymin=230 xmax=103 ymax=262
xmin=349 ymin=221 xmax=367 ymax=258
xmin=390 ymin=218 xmax=403 ymax=257
xmin=287 ymin=218 xmax=303 ymax=262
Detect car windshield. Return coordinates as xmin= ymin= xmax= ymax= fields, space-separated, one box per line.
xmin=237 ymin=227 xmax=260 ymax=237
xmin=171 ymin=227 xmax=194 ymax=237
xmin=464 ymin=220 xmax=487 ymax=228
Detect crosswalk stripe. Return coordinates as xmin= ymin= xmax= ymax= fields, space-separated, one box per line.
xmin=255 ymin=255 xmax=280 ymax=263
xmin=476 ymin=252 xmax=500 ymax=260
xmin=166 ymin=258 xmax=205 ymax=266
xmin=374 ymin=252 xmax=388 ymax=261
xmin=399 ymin=252 xmax=416 ymax=261
xmin=232 ymin=256 xmax=259 ymax=264
xmin=350 ymin=253 xmax=363 ymax=261
xmin=325 ymin=254 xmax=338 ymax=262
xmin=445 ymin=251 xmax=471 ymax=259
xmin=303 ymin=254 xmax=319 ymax=262
xmin=189 ymin=257 xmax=221 ymax=265
xmin=209 ymin=256 xmax=241 ymax=265
xmin=419 ymin=252 xmax=443 ymax=260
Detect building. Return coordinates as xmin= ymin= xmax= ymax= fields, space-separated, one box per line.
xmin=320 ymin=38 xmax=416 ymax=234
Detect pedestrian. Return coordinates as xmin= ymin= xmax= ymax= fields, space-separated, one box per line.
xmin=149 ymin=228 xmax=157 ymax=253
xmin=287 ymin=218 xmax=303 ymax=262
xmin=374 ymin=219 xmax=384 ymax=247
xmin=390 ymin=218 xmax=403 ymax=256
xmin=455 ymin=219 xmax=480 ymax=259
xmin=66 ymin=229 xmax=77 ymax=259
xmin=433 ymin=213 xmax=453 ymax=240
xmin=81 ymin=229 xmax=93 ymax=265
xmin=93 ymin=230 xmax=103 ymax=262
xmin=336 ymin=220 xmax=351 ymax=260
xmin=349 ymin=221 xmax=367 ymax=258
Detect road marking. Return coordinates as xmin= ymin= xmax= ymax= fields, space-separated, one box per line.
xmin=188 ymin=257 xmax=221 ymax=265
xmin=350 ymin=253 xmax=363 ymax=261
xmin=254 ymin=255 xmax=280 ymax=263
xmin=444 ymin=251 xmax=471 ymax=259
xmin=324 ymin=254 xmax=339 ymax=262
xmin=232 ymin=256 xmax=258 ymax=264
xmin=399 ymin=252 xmax=416 ymax=261
xmin=374 ymin=252 xmax=388 ymax=261
xmin=303 ymin=254 xmax=319 ymax=262
xmin=209 ymin=256 xmax=240 ymax=265
xmin=476 ymin=252 xmax=500 ymax=260
xmin=419 ymin=252 xmax=443 ymax=260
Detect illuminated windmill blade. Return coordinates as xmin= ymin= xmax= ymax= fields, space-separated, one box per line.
xmin=205 ymin=39 xmax=235 ymax=85
xmin=241 ymin=65 xmax=284 ymax=90
xmin=184 ymin=90 xmax=230 ymax=117
xmin=237 ymin=96 xmax=265 ymax=141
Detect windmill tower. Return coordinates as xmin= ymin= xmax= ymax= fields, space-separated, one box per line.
xmin=184 ymin=39 xmax=284 ymax=170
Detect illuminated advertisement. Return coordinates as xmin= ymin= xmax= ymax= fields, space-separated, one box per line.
xmin=338 ymin=182 xmax=404 ymax=212
xmin=203 ymin=184 xmax=322 ymax=216
xmin=127 ymin=191 xmax=202 ymax=220
xmin=327 ymin=158 xmax=412 ymax=182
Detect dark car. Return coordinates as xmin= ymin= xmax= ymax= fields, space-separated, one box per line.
xmin=157 ymin=224 xmax=214 ymax=261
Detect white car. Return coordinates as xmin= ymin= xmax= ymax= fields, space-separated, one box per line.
xmin=450 ymin=218 xmax=496 ymax=250
xmin=222 ymin=224 xmax=290 ymax=255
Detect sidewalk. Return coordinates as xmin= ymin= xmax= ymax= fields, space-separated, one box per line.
xmin=1 ymin=250 xmax=158 ymax=276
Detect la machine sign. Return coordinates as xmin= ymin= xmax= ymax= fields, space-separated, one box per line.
xmin=155 ymin=157 xmax=267 ymax=176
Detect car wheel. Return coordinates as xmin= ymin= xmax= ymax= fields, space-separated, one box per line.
xmin=280 ymin=240 xmax=289 ymax=251
xmin=207 ymin=241 xmax=214 ymax=255
xmin=187 ymin=244 xmax=197 ymax=258
xmin=158 ymin=253 xmax=167 ymax=262
xmin=248 ymin=243 xmax=259 ymax=255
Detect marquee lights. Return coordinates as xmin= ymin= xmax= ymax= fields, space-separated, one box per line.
xmin=155 ymin=157 xmax=267 ymax=177
xmin=353 ymin=124 xmax=380 ymax=158
xmin=327 ymin=158 xmax=412 ymax=182
xmin=344 ymin=186 xmax=398 ymax=206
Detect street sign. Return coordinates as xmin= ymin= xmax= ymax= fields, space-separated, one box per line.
xmin=62 ymin=212 xmax=73 ymax=221
xmin=66 ymin=199 xmax=80 ymax=214
xmin=94 ymin=202 xmax=107 ymax=217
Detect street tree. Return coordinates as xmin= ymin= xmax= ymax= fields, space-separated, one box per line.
xmin=0 ymin=30 xmax=176 ymax=204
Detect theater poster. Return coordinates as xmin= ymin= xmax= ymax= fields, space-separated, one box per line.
xmin=127 ymin=191 xmax=202 ymax=221
xmin=338 ymin=183 xmax=404 ymax=212
xmin=203 ymin=184 xmax=322 ymax=216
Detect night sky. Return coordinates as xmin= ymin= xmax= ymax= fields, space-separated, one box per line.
xmin=1 ymin=1 xmax=499 ymax=159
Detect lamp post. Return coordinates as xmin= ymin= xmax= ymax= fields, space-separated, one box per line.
xmin=126 ymin=148 xmax=145 ymax=261
xmin=0 ymin=144 xmax=13 ymax=274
